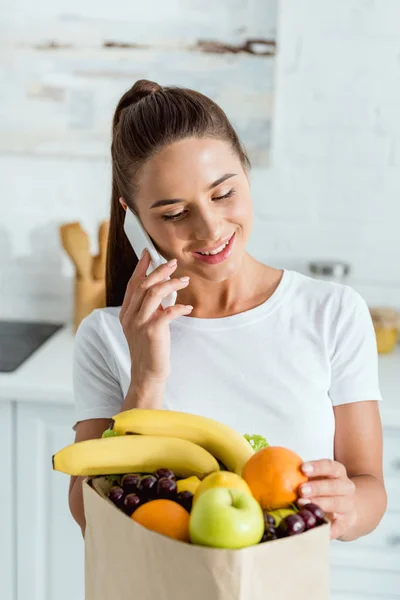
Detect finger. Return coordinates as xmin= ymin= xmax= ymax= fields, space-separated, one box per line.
xmin=141 ymin=258 xmax=178 ymax=287
xmin=141 ymin=304 xmax=194 ymax=340
xmin=120 ymin=250 xmax=151 ymax=322
xmin=155 ymin=303 xmax=194 ymax=327
xmin=124 ymin=259 xmax=178 ymax=322
xmin=137 ymin=277 xmax=191 ymax=323
xmin=329 ymin=516 xmax=347 ymax=540
xmin=301 ymin=459 xmax=346 ymax=479
xmin=299 ymin=478 xmax=355 ymax=499
xmin=298 ymin=495 xmax=353 ymax=514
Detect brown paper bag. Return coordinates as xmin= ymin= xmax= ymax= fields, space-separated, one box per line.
xmin=83 ymin=478 xmax=330 ymax=600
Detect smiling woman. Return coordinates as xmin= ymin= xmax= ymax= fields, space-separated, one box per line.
xmin=68 ymin=79 xmax=386 ymax=543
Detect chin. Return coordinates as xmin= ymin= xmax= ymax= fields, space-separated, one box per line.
xmin=195 ymin=256 xmax=245 ymax=283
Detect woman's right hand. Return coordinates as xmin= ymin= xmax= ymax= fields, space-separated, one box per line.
xmin=119 ymin=250 xmax=193 ymax=395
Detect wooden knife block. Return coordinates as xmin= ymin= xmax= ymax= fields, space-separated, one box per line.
xmin=59 ymin=220 xmax=109 ymax=333
xmin=74 ymin=279 xmax=106 ymax=333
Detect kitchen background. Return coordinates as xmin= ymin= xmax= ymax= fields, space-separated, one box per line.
xmin=1 ymin=0 xmax=400 ymax=322
xmin=1 ymin=0 xmax=400 ymax=599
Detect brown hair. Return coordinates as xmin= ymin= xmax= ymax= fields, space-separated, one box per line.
xmin=106 ymin=79 xmax=251 ymax=307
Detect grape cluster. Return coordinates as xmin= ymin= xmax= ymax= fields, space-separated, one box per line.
xmin=261 ymin=503 xmax=326 ymax=543
xmin=107 ymin=469 xmax=194 ymax=516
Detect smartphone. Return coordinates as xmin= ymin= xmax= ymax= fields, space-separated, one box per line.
xmin=124 ymin=208 xmax=177 ymax=309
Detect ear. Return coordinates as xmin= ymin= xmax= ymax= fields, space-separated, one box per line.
xmin=119 ymin=197 xmax=128 ymax=212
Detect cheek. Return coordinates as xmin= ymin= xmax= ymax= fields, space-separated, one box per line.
xmin=230 ymin=194 xmax=253 ymax=229
xmin=144 ymin=222 xmax=176 ymax=259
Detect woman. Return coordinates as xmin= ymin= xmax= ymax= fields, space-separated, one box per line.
xmin=69 ymin=79 xmax=387 ymax=540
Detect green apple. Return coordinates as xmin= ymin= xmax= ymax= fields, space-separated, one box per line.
xmin=189 ymin=487 xmax=264 ymax=549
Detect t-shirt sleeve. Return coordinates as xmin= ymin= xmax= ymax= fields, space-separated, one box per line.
xmin=328 ymin=286 xmax=382 ymax=406
xmin=73 ymin=310 xmax=124 ymax=424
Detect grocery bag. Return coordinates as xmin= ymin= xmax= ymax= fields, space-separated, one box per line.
xmin=83 ymin=477 xmax=330 ymax=600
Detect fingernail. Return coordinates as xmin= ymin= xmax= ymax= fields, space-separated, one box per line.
xmin=167 ymin=259 xmax=177 ymax=267
xmin=184 ymin=305 xmax=194 ymax=312
xmin=302 ymin=463 xmax=314 ymax=475
xmin=301 ymin=484 xmax=312 ymax=497
xmin=140 ymin=248 xmax=148 ymax=259
xmin=180 ymin=276 xmax=190 ymax=282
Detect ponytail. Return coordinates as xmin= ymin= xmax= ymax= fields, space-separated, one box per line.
xmin=106 ymin=80 xmax=161 ymax=307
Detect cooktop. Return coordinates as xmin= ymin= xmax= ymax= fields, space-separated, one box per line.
xmin=0 ymin=320 xmax=63 ymax=373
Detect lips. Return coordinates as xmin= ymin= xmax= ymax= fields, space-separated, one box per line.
xmin=192 ymin=232 xmax=236 ymax=265
xmin=192 ymin=234 xmax=234 ymax=255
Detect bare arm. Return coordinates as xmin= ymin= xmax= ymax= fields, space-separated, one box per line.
xmin=333 ymin=400 xmax=387 ymax=541
xmin=299 ymin=400 xmax=387 ymax=540
xmin=68 ymin=418 xmax=110 ymax=536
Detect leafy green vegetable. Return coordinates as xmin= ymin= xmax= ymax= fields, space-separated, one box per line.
xmin=243 ymin=434 xmax=269 ymax=452
xmin=102 ymin=428 xmax=118 ymax=438
xmin=105 ymin=474 xmax=122 ymax=485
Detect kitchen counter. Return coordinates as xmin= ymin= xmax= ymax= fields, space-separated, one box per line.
xmin=0 ymin=325 xmax=74 ymax=403
xmin=0 ymin=324 xmax=399 ymax=424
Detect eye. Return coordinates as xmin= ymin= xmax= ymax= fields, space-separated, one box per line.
xmin=162 ymin=189 xmax=235 ymax=222
xmin=162 ymin=210 xmax=188 ymax=222
xmin=213 ymin=189 xmax=235 ymax=201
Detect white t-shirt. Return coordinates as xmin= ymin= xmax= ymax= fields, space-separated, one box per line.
xmin=73 ymin=269 xmax=382 ymax=462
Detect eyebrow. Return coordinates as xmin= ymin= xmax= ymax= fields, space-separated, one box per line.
xmin=150 ymin=173 xmax=237 ymax=209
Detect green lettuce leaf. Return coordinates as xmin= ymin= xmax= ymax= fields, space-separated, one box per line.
xmin=102 ymin=428 xmax=118 ymax=438
xmin=243 ymin=433 xmax=269 ymax=452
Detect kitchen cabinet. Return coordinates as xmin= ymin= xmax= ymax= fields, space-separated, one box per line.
xmin=329 ymin=354 xmax=400 ymax=598
xmin=16 ymin=402 xmax=84 ymax=600
xmin=0 ymin=402 xmax=16 ymax=600
xmin=0 ymin=327 xmax=400 ymax=600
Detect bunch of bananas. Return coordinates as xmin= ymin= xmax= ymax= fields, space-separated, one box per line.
xmin=52 ymin=409 xmax=255 ymax=479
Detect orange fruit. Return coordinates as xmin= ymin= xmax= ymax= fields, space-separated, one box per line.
xmin=242 ymin=446 xmax=308 ymax=510
xmin=132 ymin=499 xmax=190 ymax=542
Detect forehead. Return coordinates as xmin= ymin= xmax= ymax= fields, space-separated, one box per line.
xmin=137 ymin=138 xmax=242 ymax=197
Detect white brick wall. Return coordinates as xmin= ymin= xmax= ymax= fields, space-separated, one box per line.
xmin=250 ymin=0 xmax=400 ymax=307
xmin=1 ymin=0 xmax=400 ymax=321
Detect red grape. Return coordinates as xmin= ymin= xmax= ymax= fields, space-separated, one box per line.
xmin=303 ymin=503 xmax=325 ymax=524
xmin=138 ymin=475 xmax=158 ymax=499
xmin=157 ymin=477 xmax=177 ymax=499
xmin=260 ymin=526 xmax=278 ymax=542
xmin=123 ymin=493 xmax=141 ymax=516
xmin=108 ymin=486 xmax=125 ymax=509
xmin=177 ymin=491 xmax=193 ymax=512
xmin=263 ymin=512 xmax=276 ymax=527
xmin=279 ymin=514 xmax=306 ymax=536
xmin=121 ymin=474 xmax=141 ymax=494
xmin=155 ymin=468 xmax=176 ymax=480
xmin=298 ymin=508 xmax=317 ymax=530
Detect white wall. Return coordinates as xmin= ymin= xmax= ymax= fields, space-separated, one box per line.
xmin=0 ymin=0 xmax=276 ymax=322
xmin=259 ymin=0 xmax=400 ymax=307
xmin=1 ymin=0 xmax=400 ymax=322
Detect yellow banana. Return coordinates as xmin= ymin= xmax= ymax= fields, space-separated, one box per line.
xmin=176 ymin=476 xmax=201 ymax=494
xmin=110 ymin=409 xmax=254 ymax=475
xmin=52 ymin=434 xmax=219 ymax=478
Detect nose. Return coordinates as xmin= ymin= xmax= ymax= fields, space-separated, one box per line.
xmin=192 ymin=210 xmax=222 ymax=242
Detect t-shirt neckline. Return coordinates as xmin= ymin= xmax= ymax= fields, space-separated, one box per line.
xmin=175 ymin=269 xmax=293 ymax=331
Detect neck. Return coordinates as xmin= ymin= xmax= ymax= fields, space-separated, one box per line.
xmin=176 ymin=254 xmax=282 ymax=319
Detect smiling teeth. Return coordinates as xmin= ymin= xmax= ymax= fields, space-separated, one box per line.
xmin=199 ymin=240 xmax=230 ymax=256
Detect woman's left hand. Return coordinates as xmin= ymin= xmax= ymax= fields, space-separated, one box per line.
xmin=298 ymin=459 xmax=357 ymax=540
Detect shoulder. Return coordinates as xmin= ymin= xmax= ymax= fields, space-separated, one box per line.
xmin=76 ymin=306 xmax=122 ymax=337
xmin=74 ymin=306 xmax=123 ymax=357
xmin=283 ymin=270 xmax=372 ymax=341
xmin=285 ymin=270 xmax=366 ymax=314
